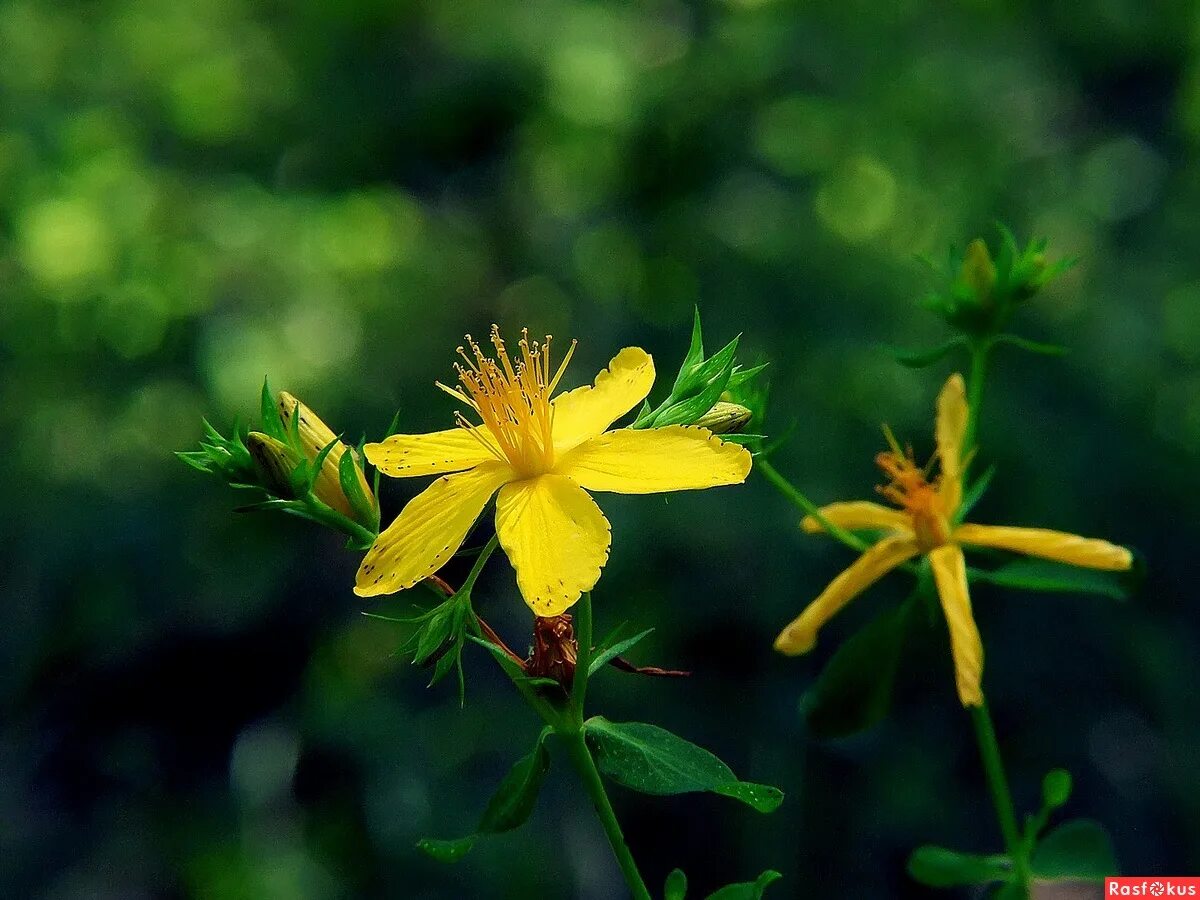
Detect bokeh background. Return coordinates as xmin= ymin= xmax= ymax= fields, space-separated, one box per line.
xmin=3 ymin=0 xmax=1199 ymax=896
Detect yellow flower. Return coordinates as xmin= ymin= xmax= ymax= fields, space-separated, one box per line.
xmin=774 ymin=374 xmax=1132 ymax=707
xmin=355 ymin=326 xmax=752 ymax=615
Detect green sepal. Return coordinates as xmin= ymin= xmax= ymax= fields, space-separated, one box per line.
xmin=664 ymin=869 xmax=689 ymax=900
xmin=1031 ymin=819 xmax=1118 ymax=881
xmin=259 ymin=378 xmax=287 ymax=442
xmin=705 ymin=870 xmax=783 ymax=899
xmin=417 ymin=728 xmax=554 ymax=863
xmin=801 ymin=593 xmax=916 ymax=738
xmin=672 ymin=307 xmax=707 ymax=393
xmin=957 ymin=464 xmax=996 ymax=521
xmin=339 ymin=449 xmax=379 ymax=530
xmin=583 ymin=717 xmax=783 ymax=814
xmin=907 ymin=846 xmax=1011 ymax=887
xmin=306 ymin=437 xmax=340 ymax=493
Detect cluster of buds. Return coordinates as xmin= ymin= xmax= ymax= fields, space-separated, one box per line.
xmin=178 ymin=381 xmax=378 ymax=548
xmin=919 ymin=225 xmax=1074 ymax=338
xmin=632 ymin=309 xmax=766 ymax=444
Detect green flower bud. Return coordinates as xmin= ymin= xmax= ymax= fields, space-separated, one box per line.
xmin=958 ymin=238 xmax=997 ymax=306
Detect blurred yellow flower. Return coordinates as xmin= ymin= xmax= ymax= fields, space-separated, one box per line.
xmin=774 ymin=374 xmax=1132 ymax=707
xmin=355 ymin=326 xmax=752 ymax=615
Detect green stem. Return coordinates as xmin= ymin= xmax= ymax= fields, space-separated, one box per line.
xmin=756 ymin=457 xmax=868 ymax=553
xmin=964 ymin=338 xmax=991 ymax=457
xmin=460 ymin=534 xmax=500 ymax=594
xmin=570 ymin=592 xmax=594 ymax=724
xmin=563 ymin=729 xmax=653 ymax=900
xmin=970 ymin=703 xmax=1030 ymax=890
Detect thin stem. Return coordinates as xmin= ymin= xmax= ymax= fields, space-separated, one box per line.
xmin=756 ymin=457 xmax=868 ymax=553
xmin=970 ymin=703 xmax=1030 ymax=890
xmin=460 ymin=534 xmax=500 ymax=594
xmin=570 ymin=592 xmax=594 ymax=724
xmin=964 ymin=338 xmax=991 ymax=457
xmin=563 ymin=729 xmax=653 ymax=900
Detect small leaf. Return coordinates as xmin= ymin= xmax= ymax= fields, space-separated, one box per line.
xmin=958 ymin=464 xmax=996 ymax=520
xmin=260 ymin=378 xmax=287 ymax=441
xmin=907 ymin=846 xmax=1011 ymax=887
xmin=705 ymin=870 xmax=782 ymax=899
xmin=673 ymin=307 xmax=707 ymax=393
xmin=584 ymin=718 xmax=782 ymax=814
xmin=802 ymin=595 xmax=915 ymax=738
xmin=1031 ymin=819 xmax=1118 ymax=881
xmin=417 ymin=729 xmax=553 ymax=863
xmin=664 ymin=868 xmax=688 ymax=900
xmin=1042 ymin=769 xmax=1072 ymax=811
xmin=994 ymin=333 xmax=1069 ymax=356
xmin=416 ymin=836 xmax=476 ymax=862
xmin=588 ymin=628 xmax=654 ymax=676
xmin=888 ymin=338 xmax=965 ymax=369
xmin=971 ymin=559 xmax=1131 ymax=601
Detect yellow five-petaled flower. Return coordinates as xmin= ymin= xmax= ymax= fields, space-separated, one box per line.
xmin=774 ymin=373 xmax=1132 ymax=707
xmin=355 ymin=326 xmax=752 ymax=616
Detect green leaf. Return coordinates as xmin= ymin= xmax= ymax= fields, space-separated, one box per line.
xmin=802 ymin=595 xmax=915 ymax=738
xmin=664 ymin=868 xmax=689 ymax=900
xmin=1031 ymin=819 xmax=1118 ymax=881
xmin=958 ymin=464 xmax=996 ymax=520
xmin=418 ymin=729 xmax=553 ymax=863
xmin=584 ymin=718 xmax=783 ymax=814
xmin=588 ymin=628 xmax=654 ymax=676
xmin=907 ymin=846 xmax=1011 ymax=887
xmin=1042 ymin=768 xmax=1072 ymax=811
xmin=993 ymin=333 xmax=1069 ymax=356
xmin=705 ymin=870 xmax=782 ymax=899
xmin=260 ymin=378 xmax=287 ymax=441
xmin=888 ymin=338 xmax=965 ymax=368
xmin=971 ymin=558 xmax=1131 ymax=601
xmin=673 ymin=307 xmax=707 ymax=393
xmin=339 ymin=450 xmax=377 ymax=529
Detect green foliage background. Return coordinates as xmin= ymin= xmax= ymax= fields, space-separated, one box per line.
xmin=2 ymin=0 xmax=1198 ymax=896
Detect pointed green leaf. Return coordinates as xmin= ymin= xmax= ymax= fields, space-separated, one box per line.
xmin=672 ymin=307 xmax=707 ymax=392
xmin=888 ymin=338 xmax=966 ymax=369
xmin=957 ymin=464 xmax=996 ymax=520
xmin=415 ymin=836 xmax=476 ymax=862
xmin=705 ymin=869 xmax=782 ymax=899
xmin=1042 ymin=768 xmax=1072 ymax=811
xmin=588 ymin=628 xmax=654 ymax=676
xmin=994 ymin=333 xmax=1069 ymax=356
xmin=907 ymin=846 xmax=1011 ymax=887
xmin=664 ymin=868 xmax=688 ymax=900
xmin=260 ymin=378 xmax=287 ymax=441
xmin=802 ymin=595 xmax=915 ymax=738
xmin=584 ymin=718 xmax=782 ymax=813
xmin=970 ymin=558 xmax=1131 ymax=601
xmin=1031 ymin=819 xmax=1118 ymax=881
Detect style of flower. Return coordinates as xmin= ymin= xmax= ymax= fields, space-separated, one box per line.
xmin=773 ymin=374 xmax=1132 ymax=706
xmin=355 ymin=326 xmax=752 ymax=615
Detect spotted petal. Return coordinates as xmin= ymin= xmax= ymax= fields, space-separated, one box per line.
xmin=557 ymin=426 xmax=751 ymax=494
xmin=495 ymin=473 xmax=611 ymax=616
xmin=355 ymin=461 xmax=513 ymax=596
xmin=551 ymin=347 xmax=655 ymax=455
xmin=365 ymin=428 xmax=500 ymax=478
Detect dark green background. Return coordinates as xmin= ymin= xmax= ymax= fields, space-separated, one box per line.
xmin=3 ymin=0 xmax=1197 ymax=896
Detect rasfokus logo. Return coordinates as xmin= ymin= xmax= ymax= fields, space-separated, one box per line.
xmin=1107 ymin=878 xmax=1200 ymax=896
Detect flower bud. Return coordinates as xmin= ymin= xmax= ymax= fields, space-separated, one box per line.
xmin=247 ymin=432 xmax=302 ymax=498
xmin=958 ymin=239 xmax=996 ymax=306
xmin=277 ymin=391 xmax=377 ymax=527
xmin=695 ymin=401 xmax=753 ymax=435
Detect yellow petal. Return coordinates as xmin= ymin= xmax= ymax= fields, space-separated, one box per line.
xmin=801 ymin=501 xmax=912 ymax=535
xmin=551 ymin=347 xmax=655 ymax=454
xmin=928 ymin=544 xmax=984 ymax=707
xmin=495 ymin=473 xmax=611 ymax=616
xmin=365 ymin=428 xmax=499 ymax=478
xmin=354 ymin=461 xmax=513 ymax=596
xmin=556 ymin=426 xmax=751 ymax=494
xmin=278 ymin=391 xmax=360 ymax=517
xmin=936 ymin=373 xmax=968 ymax=515
xmin=773 ymin=535 xmax=919 ymax=655
xmin=954 ymin=523 xmax=1133 ymax=571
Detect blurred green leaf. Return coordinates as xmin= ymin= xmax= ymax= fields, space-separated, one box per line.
xmin=1042 ymin=769 xmax=1073 ymax=811
xmin=993 ymin=333 xmax=1069 ymax=356
xmin=970 ymin=558 xmax=1132 ymax=600
xmin=907 ymin=846 xmax=1011 ymax=887
xmin=584 ymin=718 xmax=782 ymax=813
xmin=664 ymin=868 xmax=689 ymax=900
xmin=802 ymin=594 xmax=915 ymax=738
xmin=888 ymin=338 xmax=965 ymax=368
xmin=1031 ymin=819 xmax=1118 ymax=881
xmin=705 ymin=870 xmax=782 ymax=899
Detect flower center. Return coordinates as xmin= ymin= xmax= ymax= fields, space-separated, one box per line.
xmin=875 ymin=439 xmax=951 ymax=552
xmin=437 ymin=325 xmax=576 ymax=478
